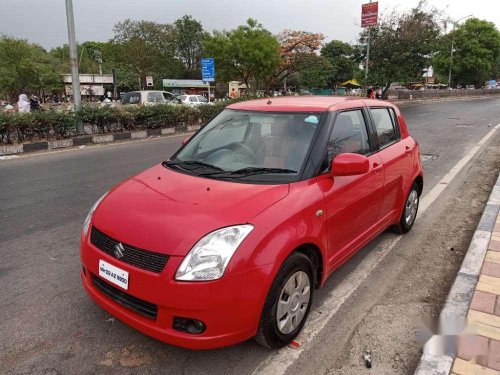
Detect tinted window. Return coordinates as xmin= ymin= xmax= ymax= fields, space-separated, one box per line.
xmin=371 ymin=108 xmax=398 ymax=148
xmin=189 ymin=96 xmax=198 ymax=103
xmin=122 ymin=92 xmax=141 ymax=104
xmin=326 ymin=110 xmax=370 ymax=165
xmin=148 ymin=92 xmax=164 ymax=103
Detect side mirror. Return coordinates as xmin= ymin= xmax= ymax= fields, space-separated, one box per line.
xmin=182 ymin=136 xmax=191 ymax=145
xmin=331 ymin=153 xmax=370 ymax=176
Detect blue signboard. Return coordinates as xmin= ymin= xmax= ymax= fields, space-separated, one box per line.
xmin=201 ymin=58 xmax=215 ymax=82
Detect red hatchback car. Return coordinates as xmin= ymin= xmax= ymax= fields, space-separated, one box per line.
xmin=81 ymin=96 xmax=423 ymax=349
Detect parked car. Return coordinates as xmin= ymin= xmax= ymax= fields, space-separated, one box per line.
xmin=121 ymin=90 xmax=180 ymax=105
xmin=81 ymin=96 xmax=423 ymax=350
xmin=177 ymin=94 xmax=212 ymax=106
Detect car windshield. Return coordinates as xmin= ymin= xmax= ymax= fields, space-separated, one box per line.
xmin=168 ymin=109 xmax=321 ymax=182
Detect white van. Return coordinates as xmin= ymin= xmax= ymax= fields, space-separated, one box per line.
xmin=122 ymin=91 xmax=180 ymax=105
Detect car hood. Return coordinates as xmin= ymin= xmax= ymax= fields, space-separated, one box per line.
xmin=92 ymin=164 xmax=289 ymax=256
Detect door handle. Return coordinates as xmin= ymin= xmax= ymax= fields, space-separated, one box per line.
xmin=372 ymin=162 xmax=382 ymax=173
xmin=405 ymin=146 xmax=412 ymax=156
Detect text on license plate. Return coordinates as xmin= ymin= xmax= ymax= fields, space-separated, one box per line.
xmin=99 ymin=259 xmax=129 ymax=290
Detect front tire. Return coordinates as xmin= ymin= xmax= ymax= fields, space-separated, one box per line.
xmin=254 ymin=252 xmax=314 ymax=349
xmin=392 ymin=182 xmax=420 ymax=234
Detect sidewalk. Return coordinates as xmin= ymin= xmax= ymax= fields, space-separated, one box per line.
xmin=452 ymin=212 xmax=500 ymax=374
xmin=415 ymin=173 xmax=500 ymax=375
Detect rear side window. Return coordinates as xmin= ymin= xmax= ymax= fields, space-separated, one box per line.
xmin=148 ymin=92 xmax=164 ymax=103
xmin=371 ymin=108 xmax=398 ymax=148
xmin=189 ymin=96 xmax=198 ymax=103
xmin=122 ymin=92 xmax=141 ymax=104
xmin=326 ymin=109 xmax=371 ymax=166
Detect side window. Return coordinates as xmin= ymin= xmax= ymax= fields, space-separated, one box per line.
xmin=122 ymin=92 xmax=141 ymax=104
xmin=148 ymin=92 xmax=164 ymax=103
xmin=189 ymin=96 xmax=198 ymax=103
xmin=326 ymin=109 xmax=371 ymax=166
xmin=163 ymin=92 xmax=174 ymax=101
xmin=371 ymin=108 xmax=398 ymax=148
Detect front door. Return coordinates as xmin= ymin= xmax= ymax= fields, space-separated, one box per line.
xmin=317 ymin=109 xmax=385 ymax=268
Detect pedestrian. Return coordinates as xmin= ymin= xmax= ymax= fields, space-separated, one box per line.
xmin=17 ymin=94 xmax=30 ymax=113
xmin=367 ymin=87 xmax=376 ymax=99
xmin=30 ymin=95 xmax=41 ymax=111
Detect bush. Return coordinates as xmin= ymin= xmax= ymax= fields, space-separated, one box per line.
xmin=0 ymin=98 xmax=254 ymax=144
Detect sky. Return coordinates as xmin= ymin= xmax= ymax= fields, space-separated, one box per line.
xmin=0 ymin=0 xmax=499 ymax=49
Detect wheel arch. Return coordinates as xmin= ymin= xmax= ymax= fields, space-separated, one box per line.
xmin=414 ymin=174 xmax=424 ymax=196
xmin=293 ymin=243 xmax=324 ymax=288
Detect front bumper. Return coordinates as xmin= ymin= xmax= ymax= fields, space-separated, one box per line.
xmin=81 ymin=237 xmax=273 ymax=350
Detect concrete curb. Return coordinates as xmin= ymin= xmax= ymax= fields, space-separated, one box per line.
xmin=0 ymin=125 xmax=201 ymax=156
xmin=414 ymin=173 xmax=500 ymax=374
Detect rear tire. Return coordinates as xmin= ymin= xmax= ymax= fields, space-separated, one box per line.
xmin=254 ymin=252 xmax=314 ymax=349
xmin=391 ymin=182 xmax=420 ymax=234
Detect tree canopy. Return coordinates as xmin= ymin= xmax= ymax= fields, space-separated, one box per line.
xmin=433 ymin=18 xmax=500 ymax=87
xmin=356 ymin=2 xmax=442 ymax=85
xmin=203 ymin=19 xmax=280 ymax=91
xmin=321 ymin=40 xmax=358 ymax=87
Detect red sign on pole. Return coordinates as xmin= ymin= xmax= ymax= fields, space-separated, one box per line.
xmin=361 ymin=2 xmax=379 ymax=28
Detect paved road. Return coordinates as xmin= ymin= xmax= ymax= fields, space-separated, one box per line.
xmin=1 ymin=98 xmax=500 ymax=374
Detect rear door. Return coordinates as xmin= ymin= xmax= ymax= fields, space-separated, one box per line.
xmin=318 ymin=108 xmax=385 ymax=267
xmin=368 ymin=106 xmax=413 ymax=222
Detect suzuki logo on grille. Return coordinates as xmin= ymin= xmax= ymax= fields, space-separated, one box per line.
xmin=114 ymin=242 xmax=125 ymax=259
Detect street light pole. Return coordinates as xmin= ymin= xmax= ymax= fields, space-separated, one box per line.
xmin=65 ymin=0 xmax=82 ymax=132
xmin=365 ymin=0 xmax=372 ymax=95
xmin=447 ymin=14 xmax=472 ymax=88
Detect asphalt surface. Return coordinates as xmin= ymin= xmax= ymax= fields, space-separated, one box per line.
xmin=1 ymin=97 xmax=500 ymax=375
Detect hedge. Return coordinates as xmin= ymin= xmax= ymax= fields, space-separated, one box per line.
xmin=0 ymin=101 xmax=232 ymax=144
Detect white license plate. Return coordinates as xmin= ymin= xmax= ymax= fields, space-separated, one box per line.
xmin=99 ymin=259 xmax=129 ymax=290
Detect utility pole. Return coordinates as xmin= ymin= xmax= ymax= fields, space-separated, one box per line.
xmin=447 ymin=15 xmax=472 ymax=88
xmin=364 ymin=0 xmax=373 ymax=96
xmin=65 ymin=0 xmax=82 ymax=133
xmin=365 ymin=27 xmax=371 ymax=93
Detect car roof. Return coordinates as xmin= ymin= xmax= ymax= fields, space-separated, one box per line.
xmin=227 ymin=96 xmax=393 ymax=112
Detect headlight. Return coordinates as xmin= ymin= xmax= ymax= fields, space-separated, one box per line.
xmin=175 ymin=225 xmax=254 ymax=281
xmin=83 ymin=192 xmax=108 ymax=236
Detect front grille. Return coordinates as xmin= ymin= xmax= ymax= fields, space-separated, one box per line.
xmin=92 ymin=274 xmax=158 ymax=320
xmin=90 ymin=227 xmax=169 ymax=273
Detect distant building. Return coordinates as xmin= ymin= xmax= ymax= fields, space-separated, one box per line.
xmin=63 ymin=74 xmax=114 ymax=97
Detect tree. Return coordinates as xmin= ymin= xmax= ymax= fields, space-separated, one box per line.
xmin=174 ymin=15 xmax=206 ymax=75
xmin=268 ymin=30 xmax=325 ymax=90
xmin=357 ymin=1 xmax=442 ymax=85
xmin=321 ymin=40 xmax=358 ymax=88
xmin=0 ymin=36 xmax=62 ymax=100
xmin=111 ymin=19 xmax=183 ymax=89
xmin=204 ymin=19 xmax=280 ymax=92
xmin=298 ymin=55 xmax=333 ymax=89
xmin=433 ymin=18 xmax=500 ymax=87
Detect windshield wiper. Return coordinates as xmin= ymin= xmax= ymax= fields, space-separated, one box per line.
xmin=163 ymin=160 xmax=224 ymax=172
xmin=229 ymin=167 xmax=297 ymax=176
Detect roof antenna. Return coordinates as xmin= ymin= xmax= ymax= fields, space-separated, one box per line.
xmin=267 ymin=100 xmax=272 ymax=105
